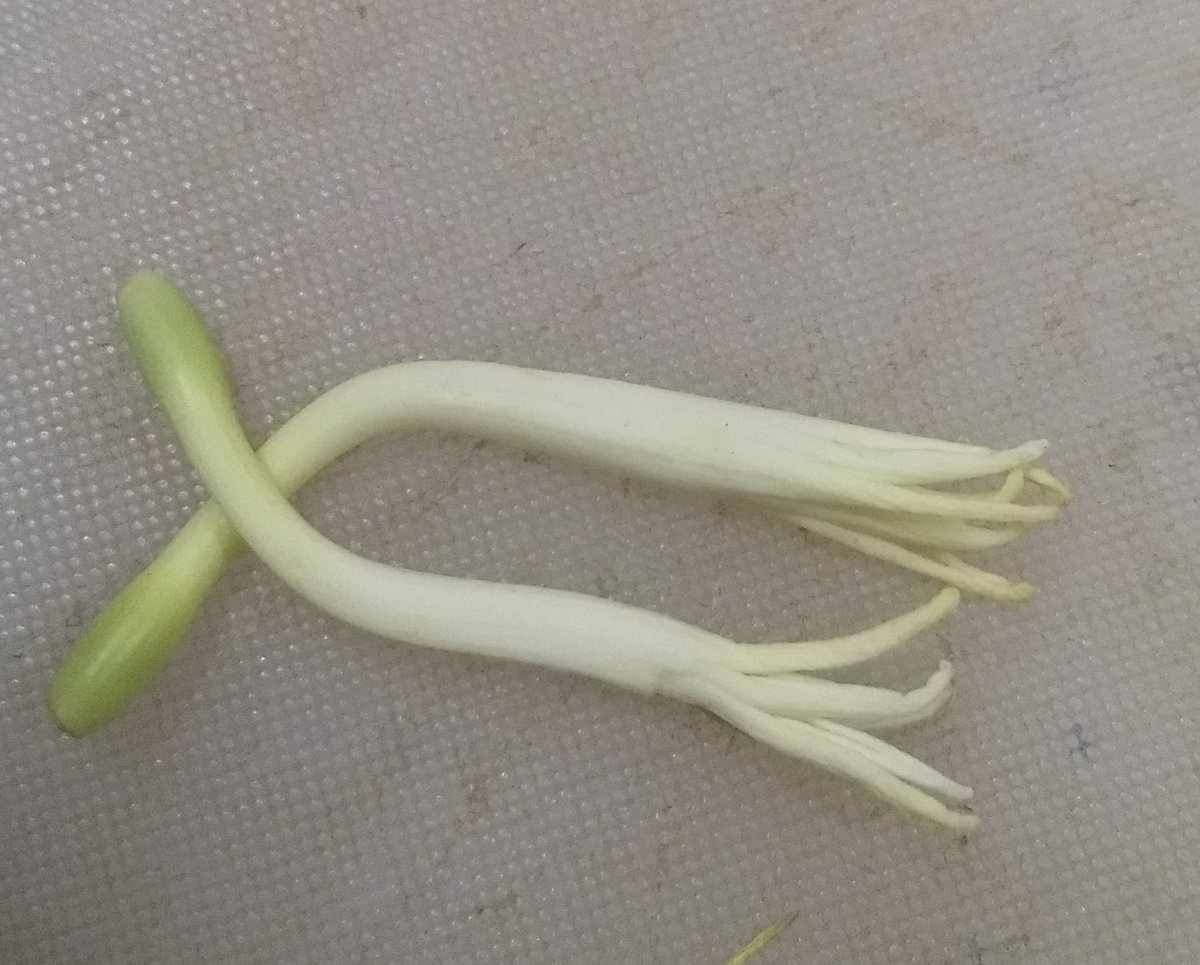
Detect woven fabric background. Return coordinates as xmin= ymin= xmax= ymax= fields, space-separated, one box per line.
xmin=2 ymin=1 xmax=1198 ymax=962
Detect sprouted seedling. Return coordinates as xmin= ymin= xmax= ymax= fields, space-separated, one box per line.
xmin=49 ymin=271 xmax=1069 ymax=830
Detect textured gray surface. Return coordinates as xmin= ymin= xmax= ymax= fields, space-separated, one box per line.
xmin=2 ymin=0 xmax=1199 ymax=962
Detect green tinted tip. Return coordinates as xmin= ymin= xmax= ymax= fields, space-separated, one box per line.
xmin=48 ymin=560 xmax=205 ymax=737
xmin=118 ymin=270 xmax=233 ymax=405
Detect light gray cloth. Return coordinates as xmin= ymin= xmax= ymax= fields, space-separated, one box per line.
xmin=2 ymin=1 xmax=1197 ymax=962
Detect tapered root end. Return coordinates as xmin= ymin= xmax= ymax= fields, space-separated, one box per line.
xmin=1007 ymin=582 xmax=1036 ymax=602
xmin=931 ymin=585 xmax=962 ymax=614
xmin=1027 ymin=466 xmax=1073 ymax=504
xmin=944 ymin=810 xmax=981 ymax=833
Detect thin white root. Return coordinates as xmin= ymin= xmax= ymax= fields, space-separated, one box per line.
xmin=721 ymin=587 xmax=960 ymax=674
xmin=828 ymin=471 xmax=1061 ymax=523
xmin=901 ymin=468 xmax=1024 ymax=503
xmin=799 ymin=439 xmax=1047 ymax=486
xmin=1027 ymin=466 xmax=1073 ymax=503
xmin=931 ymin=551 xmax=1035 ymax=601
xmin=811 ymin=719 xmax=974 ymax=802
xmin=787 ymin=503 xmax=1025 ymax=551
xmin=677 ymin=677 xmax=978 ymax=831
xmin=849 ymin=678 xmax=956 ymax=731
xmin=986 ymin=469 xmax=1027 ymax=503
xmin=794 ymin=516 xmax=1035 ymax=600
xmin=696 ymin=660 xmax=955 ymax=725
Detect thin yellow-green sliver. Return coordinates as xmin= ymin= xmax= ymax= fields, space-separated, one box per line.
xmin=721 ymin=912 xmax=799 ymax=965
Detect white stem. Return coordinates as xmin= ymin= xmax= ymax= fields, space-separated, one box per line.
xmin=232 ymin=361 xmax=1059 ymax=522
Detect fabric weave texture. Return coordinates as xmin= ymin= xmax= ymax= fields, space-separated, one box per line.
xmin=1 ymin=1 xmax=1198 ymax=962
